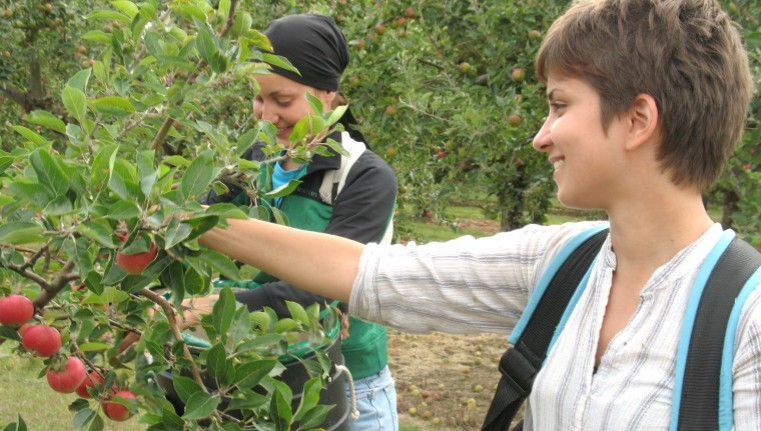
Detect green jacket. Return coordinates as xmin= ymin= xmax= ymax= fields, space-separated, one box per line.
xmin=201 ymin=132 xmax=397 ymax=379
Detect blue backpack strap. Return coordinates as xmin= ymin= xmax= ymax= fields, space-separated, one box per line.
xmin=672 ymin=231 xmax=761 ymax=431
xmin=509 ymin=223 xmax=609 ymax=344
xmin=482 ymin=224 xmax=609 ymax=431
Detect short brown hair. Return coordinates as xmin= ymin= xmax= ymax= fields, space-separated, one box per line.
xmin=535 ymin=0 xmax=754 ymax=190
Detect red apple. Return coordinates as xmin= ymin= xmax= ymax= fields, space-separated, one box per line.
xmin=76 ymin=370 xmax=105 ymax=398
xmin=21 ymin=324 xmax=62 ymax=357
xmin=115 ymin=243 xmax=158 ymax=275
xmin=47 ymin=357 xmax=87 ymax=393
xmin=511 ymin=67 xmax=526 ymax=82
xmin=103 ymin=390 xmax=137 ymax=421
xmin=0 ymin=295 xmax=34 ymax=326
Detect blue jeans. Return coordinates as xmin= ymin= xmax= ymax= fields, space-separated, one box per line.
xmin=346 ymin=365 xmax=398 ymax=431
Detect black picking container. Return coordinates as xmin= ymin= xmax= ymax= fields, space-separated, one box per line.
xmin=157 ymin=320 xmax=351 ymax=430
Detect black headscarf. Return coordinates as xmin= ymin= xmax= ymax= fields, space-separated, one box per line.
xmin=263 ymin=14 xmax=367 ymax=145
xmin=264 ymin=14 xmax=349 ymax=91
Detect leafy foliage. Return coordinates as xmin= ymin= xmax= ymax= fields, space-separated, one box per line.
xmin=1 ymin=0 xmax=351 ymax=429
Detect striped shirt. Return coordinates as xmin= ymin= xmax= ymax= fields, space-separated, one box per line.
xmin=349 ymin=221 xmax=761 ymax=430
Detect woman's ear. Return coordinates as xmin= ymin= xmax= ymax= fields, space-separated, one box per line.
xmin=625 ymin=93 xmax=660 ymax=151
xmin=320 ymin=90 xmax=338 ymax=111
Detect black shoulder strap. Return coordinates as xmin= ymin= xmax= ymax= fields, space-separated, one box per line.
xmin=678 ymin=237 xmax=761 ymax=430
xmin=481 ymin=228 xmax=609 ymax=431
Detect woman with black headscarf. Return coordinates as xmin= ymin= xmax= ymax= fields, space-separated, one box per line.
xmin=197 ymin=13 xmax=399 ymax=431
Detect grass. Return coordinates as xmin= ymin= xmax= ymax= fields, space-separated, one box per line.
xmin=0 ymin=344 xmax=142 ymax=430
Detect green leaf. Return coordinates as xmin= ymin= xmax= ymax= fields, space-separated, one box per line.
xmin=293 ymin=375 xmax=327 ymax=424
xmin=26 ymin=110 xmax=66 ymax=134
xmin=160 ymin=261 xmax=186 ymax=305
xmin=91 ymin=145 xmax=118 ymax=193
xmin=195 ymin=24 xmax=217 ymax=65
xmin=231 ymin=12 xmax=252 ymax=37
xmin=261 ymin=53 xmax=299 ymax=74
xmin=6 ymin=180 xmax=52 ymax=207
xmin=164 ymin=218 xmax=192 ymax=249
xmin=171 ymin=375 xmax=203 ymax=405
xmin=181 ymin=392 xmax=220 ymax=420
xmin=43 ymin=196 xmax=74 ymax=216
xmin=85 ymin=10 xmax=131 ymax=22
xmin=0 ymin=222 xmax=44 ymax=244
xmin=78 ymin=342 xmax=111 ymax=352
xmin=159 ymin=408 xmax=184 ymax=431
xmin=229 ymin=306 xmax=252 ymax=347
xmin=242 ymin=29 xmax=271 ymax=52
xmin=29 ymin=149 xmax=68 ymax=196
xmin=81 ymin=30 xmax=112 ymax=44
xmin=212 ymin=287 xmax=236 ymax=336
xmin=272 ymin=318 xmax=300 ymax=333
xmin=248 ymin=311 xmax=271 ymax=332
xmin=265 ymin=180 xmax=301 ymax=198
xmin=202 ymin=249 xmax=242 ymax=281
xmin=183 ymin=265 xmax=208 ymax=296
xmin=235 ymin=360 xmax=278 ymax=389
xmin=289 ymin=116 xmax=310 ymax=143
xmin=72 ymin=407 xmax=96 ymax=429
xmin=327 ymin=105 xmax=349 ymax=127
xmin=10 ymin=126 xmax=49 ymax=146
xmin=217 ymin=0 xmax=230 ymax=18
xmin=110 ymin=0 xmax=139 ymax=18
xmin=2 ymin=414 xmax=27 ymax=431
xmin=0 ymin=155 xmax=12 ymax=175
xmin=105 ymin=200 xmax=141 ymax=219
xmin=66 ymin=68 xmax=92 ymax=92
xmin=62 ymin=86 xmax=88 ymax=124
xmin=76 ymin=220 xmax=119 ymax=248
xmin=306 ymin=92 xmax=323 ymax=114
xmin=226 ymin=390 xmax=268 ymax=412
xmin=204 ymin=343 xmax=228 ymax=384
xmin=87 ymin=413 xmax=104 ymax=431
xmin=93 ymin=96 xmax=135 ymax=113
xmin=63 ymin=237 xmax=94 ymax=280
xmin=173 ymin=4 xmax=207 ymax=21
xmin=296 ymin=404 xmax=334 ymax=429
xmin=270 ymin=381 xmax=293 ymax=430
xmin=144 ymin=31 xmax=163 ymax=57
xmin=82 ymin=287 xmax=129 ymax=304
xmin=180 ymin=150 xmax=215 ymax=200
xmin=285 ymin=301 xmax=309 ymax=325
xmin=270 ymin=207 xmax=290 ymax=226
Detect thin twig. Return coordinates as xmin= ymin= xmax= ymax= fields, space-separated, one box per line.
xmin=136 ymin=288 xmax=207 ymax=392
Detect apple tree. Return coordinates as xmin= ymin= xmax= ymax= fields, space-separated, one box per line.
xmin=0 ymin=0 xmax=351 ymax=429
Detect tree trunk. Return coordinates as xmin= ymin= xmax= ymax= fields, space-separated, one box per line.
xmin=499 ymin=164 xmax=529 ymax=232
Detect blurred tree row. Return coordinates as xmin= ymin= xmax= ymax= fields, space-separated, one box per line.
xmin=1 ymin=0 xmax=759 ymax=238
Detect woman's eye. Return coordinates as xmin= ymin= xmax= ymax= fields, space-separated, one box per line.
xmin=276 ymin=99 xmax=291 ymax=107
xmin=550 ymin=103 xmax=566 ymax=113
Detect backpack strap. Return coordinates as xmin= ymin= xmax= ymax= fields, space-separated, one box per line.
xmin=481 ymin=225 xmax=609 ymax=431
xmin=319 ymin=132 xmax=366 ymax=206
xmin=318 ymin=132 xmax=394 ymax=246
xmin=672 ymin=231 xmax=761 ymax=431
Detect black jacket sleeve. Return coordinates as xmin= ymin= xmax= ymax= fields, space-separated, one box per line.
xmin=234 ymin=149 xmax=397 ymax=317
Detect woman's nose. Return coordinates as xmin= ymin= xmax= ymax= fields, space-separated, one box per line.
xmin=257 ymin=103 xmax=277 ymax=123
xmin=532 ymin=116 xmax=552 ymax=152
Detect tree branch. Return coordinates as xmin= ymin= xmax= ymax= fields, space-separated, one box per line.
xmin=136 ymin=288 xmax=208 ymax=392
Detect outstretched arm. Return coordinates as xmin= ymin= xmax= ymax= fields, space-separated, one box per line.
xmin=198 ymin=218 xmax=362 ymax=304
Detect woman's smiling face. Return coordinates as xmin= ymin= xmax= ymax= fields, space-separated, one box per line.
xmin=253 ymin=72 xmax=336 ymax=148
xmin=532 ymin=74 xmax=630 ymax=210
